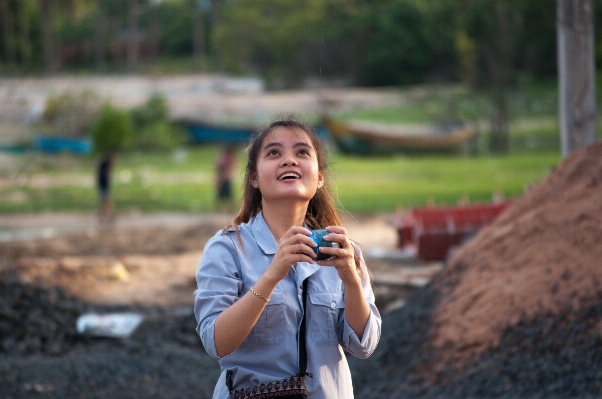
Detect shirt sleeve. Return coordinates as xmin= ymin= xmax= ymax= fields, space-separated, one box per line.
xmin=194 ymin=232 xmax=242 ymax=360
xmin=339 ymin=244 xmax=382 ymax=359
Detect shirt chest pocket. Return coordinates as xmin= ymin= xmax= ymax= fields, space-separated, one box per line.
xmin=309 ymin=292 xmax=344 ymax=346
xmin=252 ymin=291 xmax=285 ymax=345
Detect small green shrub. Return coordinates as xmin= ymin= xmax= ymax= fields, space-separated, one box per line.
xmin=130 ymin=92 xmax=170 ymax=130
xmin=40 ymin=89 xmax=102 ymax=137
xmin=130 ymin=121 xmax=188 ymax=152
xmin=90 ymin=103 xmax=134 ymax=153
xmin=128 ymin=93 xmax=189 ymax=152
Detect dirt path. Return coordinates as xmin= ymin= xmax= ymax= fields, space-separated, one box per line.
xmin=0 ymin=211 xmax=440 ymax=311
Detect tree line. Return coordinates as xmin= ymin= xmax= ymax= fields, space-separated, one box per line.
xmin=2 ymin=0 xmax=601 ymax=154
xmin=1 ymin=0 xmax=601 ymax=87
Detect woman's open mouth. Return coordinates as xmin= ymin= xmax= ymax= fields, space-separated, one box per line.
xmin=278 ymin=172 xmax=301 ymax=181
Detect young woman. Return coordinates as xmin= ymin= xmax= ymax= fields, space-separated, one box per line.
xmin=194 ymin=119 xmax=381 ymax=398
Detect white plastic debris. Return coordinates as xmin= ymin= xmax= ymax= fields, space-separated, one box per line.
xmin=76 ymin=312 xmax=144 ymax=338
xmin=110 ymin=262 xmax=130 ymax=282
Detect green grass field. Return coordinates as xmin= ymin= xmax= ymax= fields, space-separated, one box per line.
xmin=4 ymin=80 xmax=594 ymax=216
xmin=0 ymin=146 xmax=561 ymax=215
xmin=331 ymin=151 xmax=560 ymax=213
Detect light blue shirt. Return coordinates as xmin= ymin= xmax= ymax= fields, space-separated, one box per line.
xmin=194 ymin=211 xmax=381 ymax=399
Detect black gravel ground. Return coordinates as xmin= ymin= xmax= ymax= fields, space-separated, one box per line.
xmin=0 ymin=280 xmax=219 ymax=399
xmin=3 ymin=274 xmax=602 ymax=399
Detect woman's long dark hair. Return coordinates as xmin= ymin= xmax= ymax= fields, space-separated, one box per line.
xmin=227 ymin=118 xmax=366 ymax=278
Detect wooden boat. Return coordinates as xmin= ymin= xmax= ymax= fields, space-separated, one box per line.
xmin=322 ymin=117 xmax=476 ymax=155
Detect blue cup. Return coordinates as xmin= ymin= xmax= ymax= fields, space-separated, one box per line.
xmin=309 ymin=229 xmax=341 ymax=260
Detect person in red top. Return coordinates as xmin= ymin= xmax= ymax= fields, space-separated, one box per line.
xmin=215 ymin=145 xmax=238 ymax=211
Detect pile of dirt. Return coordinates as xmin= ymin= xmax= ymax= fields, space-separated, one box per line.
xmin=350 ymin=140 xmax=602 ymax=398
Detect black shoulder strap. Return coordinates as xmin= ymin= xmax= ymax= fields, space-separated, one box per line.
xmin=299 ymin=278 xmax=309 ymax=376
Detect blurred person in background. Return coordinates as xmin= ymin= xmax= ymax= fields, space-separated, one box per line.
xmin=215 ymin=144 xmax=238 ymax=211
xmin=97 ymin=151 xmax=116 ymax=223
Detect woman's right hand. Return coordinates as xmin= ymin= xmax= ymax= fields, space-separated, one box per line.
xmin=265 ymin=226 xmax=316 ymax=282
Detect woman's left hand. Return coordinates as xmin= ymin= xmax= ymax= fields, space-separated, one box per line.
xmin=318 ymin=226 xmax=371 ymax=340
xmin=315 ymin=226 xmax=360 ymax=285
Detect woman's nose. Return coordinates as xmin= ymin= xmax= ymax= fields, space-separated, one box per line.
xmin=282 ymin=156 xmax=298 ymax=166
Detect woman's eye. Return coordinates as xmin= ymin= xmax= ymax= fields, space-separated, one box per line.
xmin=268 ymin=150 xmax=279 ymax=156
xmin=298 ymin=149 xmax=309 ymax=156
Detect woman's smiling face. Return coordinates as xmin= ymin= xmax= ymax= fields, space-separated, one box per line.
xmin=251 ymin=126 xmax=324 ymax=204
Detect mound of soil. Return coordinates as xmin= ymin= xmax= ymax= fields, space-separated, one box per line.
xmin=350 ymin=140 xmax=602 ymax=398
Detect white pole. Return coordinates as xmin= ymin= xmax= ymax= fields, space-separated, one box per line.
xmin=557 ymin=0 xmax=597 ymax=158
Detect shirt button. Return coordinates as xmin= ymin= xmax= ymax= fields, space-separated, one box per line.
xmin=330 ymin=301 xmax=337 ymax=309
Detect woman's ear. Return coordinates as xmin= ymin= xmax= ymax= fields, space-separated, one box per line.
xmin=251 ymin=173 xmax=259 ymax=188
xmin=317 ymin=171 xmax=324 ymax=189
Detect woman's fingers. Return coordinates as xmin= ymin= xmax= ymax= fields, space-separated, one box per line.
xmin=323 ymin=227 xmax=349 ymax=247
xmin=315 ymin=245 xmax=346 ymax=259
xmin=315 ymin=225 xmax=356 ymax=268
xmin=290 ymin=242 xmax=317 ymax=259
xmin=273 ymin=228 xmax=316 ymax=268
xmin=325 ymin=225 xmax=347 ymax=236
xmin=282 ymin=226 xmax=312 ymax=240
xmin=318 ymin=226 xmax=350 ymax=255
xmin=280 ymin=228 xmax=316 ymax=253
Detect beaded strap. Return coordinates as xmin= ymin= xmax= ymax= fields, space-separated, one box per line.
xmin=228 ymin=375 xmax=307 ymax=399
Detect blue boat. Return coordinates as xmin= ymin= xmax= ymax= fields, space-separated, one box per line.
xmin=0 ymin=143 xmax=29 ymax=154
xmin=185 ymin=123 xmax=257 ymax=144
xmin=34 ymin=136 xmax=93 ymax=154
xmin=183 ymin=122 xmax=329 ymax=145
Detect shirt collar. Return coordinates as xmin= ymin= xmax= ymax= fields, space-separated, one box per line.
xmin=252 ymin=211 xmax=278 ymax=255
